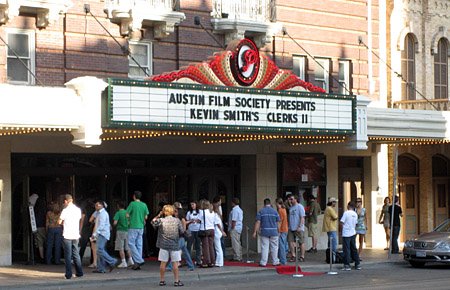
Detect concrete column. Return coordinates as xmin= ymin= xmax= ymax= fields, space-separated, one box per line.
xmin=420 ymin=155 xmax=433 ymax=233
xmin=254 ymin=148 xmax=277 ymax=253
xmin=371 ymin=144 xmax=390 ymax=248
xmin=0 ymin=140 xmax=11 ymax=265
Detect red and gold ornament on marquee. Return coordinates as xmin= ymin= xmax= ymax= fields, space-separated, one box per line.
xmin=149 ymin=39 xmax=325 ymax=93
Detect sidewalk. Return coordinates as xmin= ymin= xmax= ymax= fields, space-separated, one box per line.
xmin=0 ymin=248 xmax=405 ymax=289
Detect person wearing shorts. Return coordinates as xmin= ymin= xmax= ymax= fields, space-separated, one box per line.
xmin=113 ymin=201 xmax=134 ymax=268
xmin=306 ymin=195 xmax=321 ymax=253
xmin=287 ymin=195 xmax=306 ymax=262
xmin=151 ymin=205 xmax=184 ymax=287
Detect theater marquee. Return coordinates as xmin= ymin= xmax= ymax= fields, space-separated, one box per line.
xmin=106 ymin=79 xmax=356 ymax=134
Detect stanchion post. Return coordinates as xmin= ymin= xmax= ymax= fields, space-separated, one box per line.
xmin=293 ymin=236 xmax=303 ymax=278
xmin=245 ymin=225 xmax=254 ymax=263
xmin=327 ymin=235 xmax=337 ymax=275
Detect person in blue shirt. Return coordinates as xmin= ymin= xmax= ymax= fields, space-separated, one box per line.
xmin=91 ymin=201 xmax=118 ymax=273
xmin=252 ymin=198 xmax=281 ymax=267
xmin=287 ymin=195 xmax=306 ymax=262
xmin=228 ymin=197 xmax=243 ymax=262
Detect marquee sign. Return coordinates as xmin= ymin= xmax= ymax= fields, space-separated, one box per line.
xmin=106 ymin=79 xmax=356 ymax=134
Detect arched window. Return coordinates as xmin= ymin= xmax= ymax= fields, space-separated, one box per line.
xmin=434 ymin=39 xmax=448 ymax=99
xmin=401 ymin=34 xmax=416 ymax=100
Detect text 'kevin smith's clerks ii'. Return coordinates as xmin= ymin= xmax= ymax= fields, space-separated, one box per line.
xmin=168 ymin=93 xmax=316 ymax=124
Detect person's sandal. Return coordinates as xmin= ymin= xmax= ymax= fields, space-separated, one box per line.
xmin=298 ymin=257 xmax=305 ymax=262
xmin=174 ymin=281 xmax=184 ymax=287
xmin=288 ymin=257 xmax=296 ymax=262
xmin=159 ymin=281 xmax=166 ymax=286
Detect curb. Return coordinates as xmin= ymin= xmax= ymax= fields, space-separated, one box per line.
xmin=2 ymin=267 xmax=274 ymax=290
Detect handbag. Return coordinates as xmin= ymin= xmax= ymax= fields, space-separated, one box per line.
xmin=198 ymin=209 xmax=207 ymax=238
xmin=185 ymin=229 xmax=192 ymax=240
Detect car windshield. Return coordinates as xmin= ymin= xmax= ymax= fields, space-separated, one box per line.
xmin=434 ymin=219 xmax=450 ymax=232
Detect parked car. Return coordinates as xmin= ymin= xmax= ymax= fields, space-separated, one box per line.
xmin=403 ymin=219 xmax=450 ymax=267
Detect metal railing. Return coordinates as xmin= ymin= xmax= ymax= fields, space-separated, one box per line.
xmin=211 ymin=0 xmax=275 ymax=22
xmin=393 ymin=99 xmax=450 ymax=111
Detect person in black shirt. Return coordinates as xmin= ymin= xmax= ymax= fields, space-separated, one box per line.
xmin=389 ymin=196 xmax=403 ymax=254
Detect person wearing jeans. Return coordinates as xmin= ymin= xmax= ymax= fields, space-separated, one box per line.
xmin=389 ymin=196 xmax=403 ymax=254
xmin=339 ymin=201 xmax=360 ymax=271
xmin=167 ymin=206 xmax=195 ymax=271
xmin=167 ymin=237 xmax=195 ymax=271
xmin=186 ymin=201 xmax=202 ymax=265
xmin=126 ymin=191 xmax=149 ymax=270
xmin=46 ymin=201 xmax=62 ymax=265
xmin=92 ymin=201 xmax=117 ymax=273
xmin=327 ymin=231 xmax=337 ymax=253
xmin=323 ymin=197 xmax=339 ymax=261
xmin=59 ymin=194 xmax=83 ymax=279
xmin=276 ymin=198 xmax=288 ymax=265
xmin=62 ymin=239 xmax=83 ymax=278
xmin=96 ymin=235 xmax=117 ymax=273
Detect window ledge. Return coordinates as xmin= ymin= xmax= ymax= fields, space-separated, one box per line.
xmin=104 ymin=1 xmax=185 ymax=38
xmin=211 ymin=18 xmax=280 ymax=48
xmin=0 ymin=0 xmax=73 ymax=27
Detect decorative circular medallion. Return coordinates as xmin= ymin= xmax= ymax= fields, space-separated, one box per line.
xmin=229 ymin=39 xmax=260 ymax=86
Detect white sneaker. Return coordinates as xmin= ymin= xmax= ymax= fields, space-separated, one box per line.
xmin=127 ymin=259 xmax=135 ymax=267
xmin=117 ymin=262 xmax=127 ymax=268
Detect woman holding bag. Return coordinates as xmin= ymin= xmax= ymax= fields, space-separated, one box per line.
xmin=186 ymin=200 xmax=202 ymax=266
xmin=199 ymin=199 xmax=216 ymax=268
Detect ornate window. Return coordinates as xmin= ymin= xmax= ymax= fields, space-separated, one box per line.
xmin=434 ymin=39 xmax=448 ymax=99
xmin=401 ymin=34 xmax=416 ymax=100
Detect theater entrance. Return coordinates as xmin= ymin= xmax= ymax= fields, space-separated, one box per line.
xmin=11 ymin=154 xmax=240 ymax=262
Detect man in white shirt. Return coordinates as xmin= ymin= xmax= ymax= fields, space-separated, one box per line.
xmin=228 ymin=197 xmax=243 ymax=262
xmin=339 ymin=201 xmax=361 ymax=271
xmin=59 ymin=194 xmax=83 ymax=279
xmin=92 ymin=201 xmax=118 ymax=273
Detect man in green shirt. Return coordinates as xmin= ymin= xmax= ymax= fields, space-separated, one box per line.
xmin=113 ymin=201 xmax=134 ymax=268
xmin=126 ymin=191 xmax=149 ymax=270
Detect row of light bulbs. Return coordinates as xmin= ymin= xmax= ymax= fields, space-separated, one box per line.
xmin=389 ymin=139 xmax=450 ymax=147
xmin=0 ymin=127 xmax=72 ymax=136
xmin=102 ymin=129 xmax=344 ymax=140
xmin=292 ymin=138 xmax=346 ymax=146
xmin=369 ymin=137 xmax=442 ymax=142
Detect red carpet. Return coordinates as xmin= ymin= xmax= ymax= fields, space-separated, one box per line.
xmin=145 ymin=257 xmax=324 ymax=276
xmin=223 ymin=261 xmax=325 ymax=276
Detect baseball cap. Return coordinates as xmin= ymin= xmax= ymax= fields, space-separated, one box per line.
xmin=328 ymin=197 xmax=338 ymax=203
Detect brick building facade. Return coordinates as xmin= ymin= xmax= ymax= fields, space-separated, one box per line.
xmin=0 ymin=0 xmax=448 ymax=266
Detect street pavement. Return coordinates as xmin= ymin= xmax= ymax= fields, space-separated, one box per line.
xmin=0 ymin=248 xmax=406 ymax=289
xmin=67 ymin=261 xmax=450 ymax=290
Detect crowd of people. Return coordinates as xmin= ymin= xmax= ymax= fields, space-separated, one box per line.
xmin=30 ymin=190 xmax=402 ymax=285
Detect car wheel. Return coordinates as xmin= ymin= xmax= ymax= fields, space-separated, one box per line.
xmin=409 ymin=261 xmax=425 ymax=268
